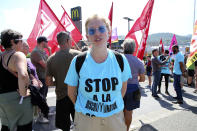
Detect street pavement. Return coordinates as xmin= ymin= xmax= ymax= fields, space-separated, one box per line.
xmin=1 ymin=78 xmax=197 ymax=131
xmin=130 ymin=78 xmax=197 ymax=131
xmin=132 ymin=105 xmax=197 ymax=131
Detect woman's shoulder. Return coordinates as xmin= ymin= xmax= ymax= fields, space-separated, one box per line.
xmin=11 ymin=52 xmax=27 ymax=67
xmin=13 ymin=51 xmax=26 ymax=59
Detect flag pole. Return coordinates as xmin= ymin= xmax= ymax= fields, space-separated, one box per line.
xmin=194 ymin=0 xmax=196 ymax=29
xmin=72 ymin=39 xmax=81 ymax=51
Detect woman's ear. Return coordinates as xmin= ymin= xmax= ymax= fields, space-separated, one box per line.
xmin=10 ymin=39 xmax=15 ymax=47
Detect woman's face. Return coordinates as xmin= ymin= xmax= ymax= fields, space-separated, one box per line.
xmin=14 ymin=38 xmax=23 ymax=51
xmin=86 ymin=18 xmax=110 ymax=46
xmin=22 ymin=42 xmax=29 ymax=55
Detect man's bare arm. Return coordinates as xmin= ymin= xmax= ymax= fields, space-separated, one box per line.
xmin=45 ymin=76 xmax=55 ymax=86
xmin=139 ymin=73 xmax=145 ymax=82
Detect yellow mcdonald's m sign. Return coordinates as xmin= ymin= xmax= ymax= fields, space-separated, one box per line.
xmin=71 ymin=6 xmax=81 ymax=21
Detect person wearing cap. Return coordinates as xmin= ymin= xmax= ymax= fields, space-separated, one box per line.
xmin=45 ymin=31 xmax=81 ymax=130
xmin=30 ymin=36 xmax=51 ymax=123
xmin=122 ymin=39 xmax=145 ymax=131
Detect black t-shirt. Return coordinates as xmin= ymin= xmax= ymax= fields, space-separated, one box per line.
xmin=159 ymin=55 xmax=166 ymax=61
xmin=0 ymin=57 xmax=18 ymax=94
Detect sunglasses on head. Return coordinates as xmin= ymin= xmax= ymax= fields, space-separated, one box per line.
xmin=88 ymin=26 xmax=106 ymax=35
xmin=14 ymin=38 xmax=23 ymax=44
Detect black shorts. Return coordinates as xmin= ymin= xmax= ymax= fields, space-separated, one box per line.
xmin=146 ymin=66 xmax=152 ymax=76
xmin=188 ymin=69 xmax=194 ymax=77
xmin=123 ymin=88 xmax=140 ymax=111
xmin=56 ymin=96 xmax=75 ymax=131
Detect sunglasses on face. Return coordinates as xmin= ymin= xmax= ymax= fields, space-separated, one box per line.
xmin=88 ymin=26 xmax=106 ymax=35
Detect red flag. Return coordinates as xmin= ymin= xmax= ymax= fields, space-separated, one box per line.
xmin=27 ymin=0 xmax=65 ymax=53
xmin=160 ymin=38 xmax=164 ymax=53
xmin=60 ymin=6 xmax=82 ymax=47
xmin=108 ymin=2 xmax=113 ymax=46
xmin=0 ymin=45 xmax=5 ymax=52
xmin=126 ymin=0 xmax=154 ymax=59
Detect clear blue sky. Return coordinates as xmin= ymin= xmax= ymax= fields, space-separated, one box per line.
xmin=0 ymin=0 xmax=196 ymax=39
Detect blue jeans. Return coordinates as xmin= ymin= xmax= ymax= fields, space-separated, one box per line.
xmin=152 ymin=71 xmax=161 ymax=96
xmin=173 ymin=74 xmax=183 ymax=101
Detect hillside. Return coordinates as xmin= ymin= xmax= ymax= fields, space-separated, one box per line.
xmin=118 ymin=33 xmax=192 ymax=46
xmin=147 ymin=33 xmax=192 ymax=46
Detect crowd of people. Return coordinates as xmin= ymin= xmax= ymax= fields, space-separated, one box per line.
xmin=0 ymin=14 xmax=196 ymax=131
xmin=145 ymin=45 xmax=197 ymax=104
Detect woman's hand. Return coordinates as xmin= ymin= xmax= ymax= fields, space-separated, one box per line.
xmin=30 ymin=74 xmax=43 ymax=88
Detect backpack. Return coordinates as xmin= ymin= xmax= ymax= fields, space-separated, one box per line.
xmin=75 ymin=51 xmax=124 ymax=77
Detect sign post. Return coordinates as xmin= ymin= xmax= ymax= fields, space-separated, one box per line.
xmin=71 ymin=6 xmax=82 ymax=48
xmin=71 ymin=6 xmax=82 ymax=34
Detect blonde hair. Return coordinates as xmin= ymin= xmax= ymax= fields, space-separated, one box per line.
xmin=85 ymin=14 xmax=111 ymax=35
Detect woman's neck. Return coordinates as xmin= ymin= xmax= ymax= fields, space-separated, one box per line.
xmin=5 ymin=48 xmax=15 ymax=53
xmin=90 ymin=45 xmax=108 ymax=63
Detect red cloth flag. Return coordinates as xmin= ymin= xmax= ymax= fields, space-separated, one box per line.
xmin=108 ymin=2 xmax=113 ymax=46
xmin=160 ymin=38 xmax=164 ymax=53
xmin=126 ymin=0 xmax=154 ymax=59
xmin=60 ymin=6 xmax=82 ymax=47
xmin=27 ymin=0 xmax=65 ymax=53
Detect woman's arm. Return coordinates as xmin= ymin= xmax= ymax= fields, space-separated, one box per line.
xmin=68 ymin=85 xmax=78 ymax=104
xmin=14 ymin=52 xmax=30 ymax=96
xmin=121 ymin=81 xmax=127 ymax=97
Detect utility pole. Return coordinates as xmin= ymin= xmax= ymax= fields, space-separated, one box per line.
xmin=123 ymin=17 xmax=134 ymax=32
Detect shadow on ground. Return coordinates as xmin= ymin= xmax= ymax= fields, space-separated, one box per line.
xmin=33 ymin=106 xmax=58 ymax=131
xmin=184 ymin=105 xmax=197 ymax=115
xmin=136 ymin=120 xmax=158 ymax=131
